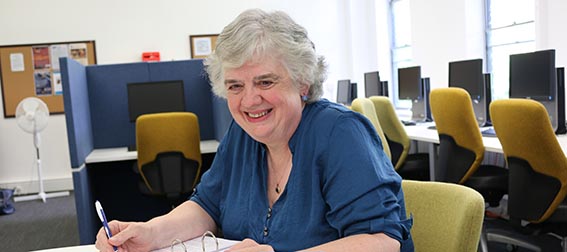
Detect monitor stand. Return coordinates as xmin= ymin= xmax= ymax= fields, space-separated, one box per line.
xmin=538 ymin=67 xmax=565 ymax=135
xmin=555 ymin=67 xmax=566 ymax=134
xmin=380 ymin=81 xmax=389 ymax=97
xmin=468 ymin=73 xmax=489 ymax=127
xmin=482 ymin=73 xmax=492 ymax=127
xmin=422 ymin=77 xmax=433 ymax=122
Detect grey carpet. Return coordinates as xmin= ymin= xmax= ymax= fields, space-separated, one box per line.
xmin=0 ymin=192 xmax=79 ymax=252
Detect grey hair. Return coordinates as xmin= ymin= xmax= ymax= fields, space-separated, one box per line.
xmin=204 ymin=9 xmax=327 ymax=103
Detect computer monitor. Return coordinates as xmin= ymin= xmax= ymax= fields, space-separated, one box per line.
xmin=449 ymin=59 xmax=483 ymax=100
xmin=509 ymin=49 xmax=565 ymax=134
xmin=398 ymin=66 xmax=428 ymax=122
xmin=398 ymin=66 xmax=422 ymax=101
xmin=127 ymin=80 xmax=186 ymax=122
xmin=449 ymin=58 xmax=489 ymax=126
xmin=337 ymin=79 xmax=352 ymax=105
xmin=364 ymin=71 xmax=382 ymax=97
xmin=510 ymin=50 xmax=556 ymax=102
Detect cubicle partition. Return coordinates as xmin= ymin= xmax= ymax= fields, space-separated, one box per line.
xmin=60 ymin=57 xmax=231 ymax=244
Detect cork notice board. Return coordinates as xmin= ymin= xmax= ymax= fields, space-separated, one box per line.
xmin=0 ymin=41 xmax=96 ymax=118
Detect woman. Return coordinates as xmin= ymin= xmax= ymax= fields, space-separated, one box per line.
xmin=96 ymin=9 xmax=413 ymax=252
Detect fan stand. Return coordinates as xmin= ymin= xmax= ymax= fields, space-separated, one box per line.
xmin=14 ymin=131 xmax=70 ymax=203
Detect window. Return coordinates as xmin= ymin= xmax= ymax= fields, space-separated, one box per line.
xmin=485 ymin=0 xmax=535 ymax=101
xmin=390 ymin=0 xmax=413 ymax=107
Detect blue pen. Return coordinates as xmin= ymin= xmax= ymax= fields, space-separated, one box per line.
xmin=95 ymin=200 xmax=118 ymax=252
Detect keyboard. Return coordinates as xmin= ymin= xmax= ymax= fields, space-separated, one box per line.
xmin=481 ymin=127 xmax=497 ymax=137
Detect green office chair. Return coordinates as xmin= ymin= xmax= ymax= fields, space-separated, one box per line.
xmin=136 ymin=112 xmax=202 ymax=207
xmin=402 ymin=180 xmax=485 ymax=252
xmin=351 ymin=97 xmax=391 ymax=159
xmin=485 ymin=99 xmax=567 ymax=251
xmin=429 ymin=87 xmax=507 ymax=206
xmin=370 ymin=96 xmax=430 ymax=180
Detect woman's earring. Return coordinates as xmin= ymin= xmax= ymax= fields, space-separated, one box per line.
xmin=301 ymin=95 xmax=309 ymax=102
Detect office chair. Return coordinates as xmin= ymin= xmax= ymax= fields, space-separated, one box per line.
xmin=351 ymin=97 xmax=391 ymax=159
xmin=402 ymin=180 xmax=485 ymax=252
xmin=485 ymin=99 xmax=567 ymax=251
xmin=429 ymin=87 xmax=507 ymax=206
xmin=369 ymin=96 xmax=430 ymax=180
xmin=136 ymin=112 xmax=202 ymax=207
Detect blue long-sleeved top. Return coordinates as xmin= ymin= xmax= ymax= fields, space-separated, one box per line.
xmin=191 ymin=99 xmax=413 ymax=251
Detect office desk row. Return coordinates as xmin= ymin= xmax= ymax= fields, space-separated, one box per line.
xmin=403 ymin=122 xmax=567 ymax=180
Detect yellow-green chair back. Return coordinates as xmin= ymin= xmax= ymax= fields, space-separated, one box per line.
xmin=429 ymin=87 xmax=484 ymax=183
xmin=136 ymin=112 xmax=202 ymax=204
xmin=490 ymin=99 xmax=567 ymax=223
xmin=403 ymin=180 xmax=485 ymax=252
xmin=351 ymin=97 xmax=391 ymax=159
xmin=369 ymin=96 xmax=411 ymax=169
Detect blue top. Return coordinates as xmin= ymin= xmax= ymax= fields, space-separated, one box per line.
xmin=191 ymin=99 xmax=413 ymax=251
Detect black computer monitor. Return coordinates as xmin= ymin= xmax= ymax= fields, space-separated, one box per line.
xmin=337 ymin=79 xmax=352 ymax=105
xmin=509 ymin=49 xmax=566 ymax=134
xmin=449 ymin=59 xmax=484 ymax=100
xmin=127 ymin=80 xmax=186 ymax=122
xmin=509 ymin=49 xmax=556 ymax=101
xmin=364 ymin=71 xmax=382 ymax=97
xmin=398 ymin=66 xmax=422 ymax=101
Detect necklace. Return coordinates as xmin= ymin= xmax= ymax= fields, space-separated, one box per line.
xmin=270 ymin=156 xmax=292 ymax=195
xmin=274 ymin=163 xmax=292 ymax=194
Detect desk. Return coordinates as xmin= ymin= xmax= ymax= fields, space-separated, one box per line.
xmin=85 ymin=140 xmax=220 ymax=163
xmin=403 ymin=123 xmax=567 ymax=180
xmin=31 ymin=245 xmax=97 ymax=252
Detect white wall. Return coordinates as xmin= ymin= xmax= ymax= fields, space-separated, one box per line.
xmin=409 ymin=0 xmax=486 ymax=90
xmin=537 ymin=0 xmax=567 ymax=67
xmin=0 ymin=0 xmax=375 ymax=194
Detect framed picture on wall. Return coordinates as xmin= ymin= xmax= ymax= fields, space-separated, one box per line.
xmin=189 ymin=34 xmax=218 ymax=59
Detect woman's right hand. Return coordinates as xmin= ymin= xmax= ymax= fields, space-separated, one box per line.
xmin=95 ymin=220 xmax=154 ymax=252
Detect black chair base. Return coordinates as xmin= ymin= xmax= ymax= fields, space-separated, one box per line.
xmin=465 ymin=164 xmax=508 ymax=207
xmin=397 ymin=153 xmax=430 ymax=181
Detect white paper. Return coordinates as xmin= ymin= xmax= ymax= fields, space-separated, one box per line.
xmin=10 ymin=53 xmax=24 ymax=72
xmin=152 ymin=236 xmax=238 ymax=252
xmin=50 ymin=44 xmax=69 ymax=70
xmin=193 ymin=37 xmax=213 ymax=56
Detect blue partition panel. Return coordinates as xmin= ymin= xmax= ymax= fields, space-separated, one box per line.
xmin=60 ymin=57 xmax=94 ymax=168
xmin=72 ymin=168 xmax=97 ymax=244
xmin=86 ymin=62 xmax=150 ymax=148
xmin=147 ymin=59 xmax=215 ymax=139
xmin=211 ymin=95 xmax=232 ymax=141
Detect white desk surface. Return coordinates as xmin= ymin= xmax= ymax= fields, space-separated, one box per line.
xmin=31 ymin=244 xmax=97 ymax=252
xmin=404 ymin=122 xmax=567 ymax=155
xmin=86 ymin=139 xmax=220 ymax=164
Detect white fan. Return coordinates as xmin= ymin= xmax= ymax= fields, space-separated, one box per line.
xmin=14 ymin=97 xmax=69 ymax=202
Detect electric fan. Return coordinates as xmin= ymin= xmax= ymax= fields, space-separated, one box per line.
xmin=14 ymin=97 xmax=69 ymax=202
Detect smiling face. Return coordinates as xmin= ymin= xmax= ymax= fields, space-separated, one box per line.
xmin=224 ymin=58 xmax=307 ymax=147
